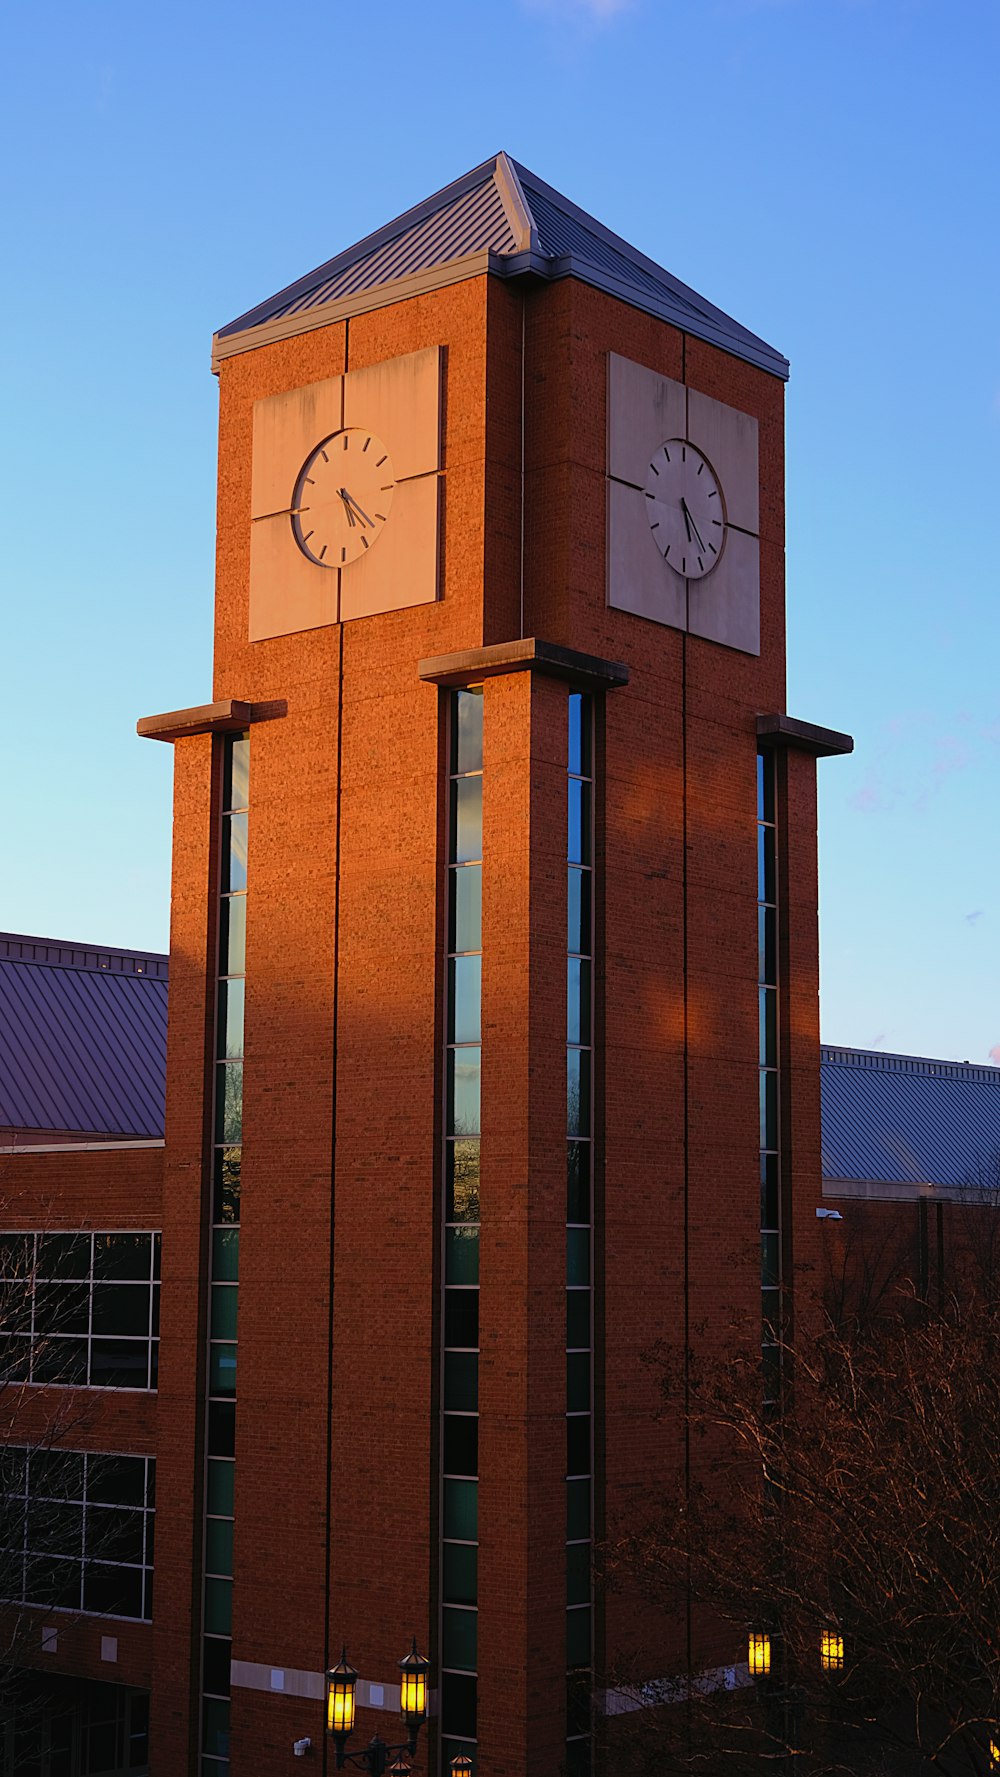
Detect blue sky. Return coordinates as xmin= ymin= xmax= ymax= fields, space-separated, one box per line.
xmin=2 ymin=0 xmax=998 ymax=1061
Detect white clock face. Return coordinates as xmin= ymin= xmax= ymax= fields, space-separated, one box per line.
xmin=644 ymin=440 xmax=725 ymax=579
xmin=291 ymin=428 xmax=396 ymax=567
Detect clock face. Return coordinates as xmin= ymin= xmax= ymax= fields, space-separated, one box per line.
xmin=291 ymin=428 xmax=396 ymax=567
xmin=644 ymin=440 xmax=725 ymax=579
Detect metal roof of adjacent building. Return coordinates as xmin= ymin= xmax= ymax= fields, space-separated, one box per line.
xmin=0 ymin=934 xmax=168 ymax=1142
xmin=821 ymin=1045 xmax=1000 ymax=1195
xmin=214 ymin=151 xmax=788 ymax=381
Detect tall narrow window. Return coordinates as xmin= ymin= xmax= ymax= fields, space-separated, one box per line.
xmin=201 ymin=732 xmax=248 ymax=1777
xmin=441 ymin=689 xmax=482 ymax=1774
xmin=566 ymin=692 xmax=594 ymax=1777
xmin=757 ymin=752 xmax=781 ymax=1407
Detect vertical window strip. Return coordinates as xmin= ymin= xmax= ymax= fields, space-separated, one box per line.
xmin=566 ymin=692 xmax=594 ymax=1777
xmin=201 ymin=733 xmax=248 ymax=1777
xmin=441 ymin=689 xmax=483 ymax=1774
xmin=757 ymin=753 xmax=780 ymax=1406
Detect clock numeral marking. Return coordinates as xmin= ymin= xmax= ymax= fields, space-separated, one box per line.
xmin=709 ymin=542 xmax=717 ymax=555
xmin=341 ymin=547 xmax=347 ymax=563
xmin=650 ymin=521 xmax=660 ymax=530
xmin=697 ymin=556 xmax=704 ymax=571
xmin=321 ymin=450 xmax=329 ymax=463
xmin=663 ymin=448 xmax=670 ymax=463
xmin=303 ymin=477 xmax=315 ymax=486
xmin=381 ymin=483 xmax=394 ymax=492
xmin=343 ymin=435 xmax=349 ymax=450
xmin=681 ymin=556 xmax=687 ymax=573
xmin=376 ymin=455 xmax=387 ymax=466
xmin=697 ymin=461 xmax=704 ymax=475
xmin=650 ymin=460 xmax=660 ymax=476
xmin=681 ymin=446 xmax=686 ymax=461
xmin=302 ymin=530 xmax=314 ymax=545
xmin=363 ymin=436 xmax=371 ymax=452
xmin=375 ymin=512 xmax=386 ymax=521
xmin=712 ymin=519 xmax=722 ymax=527
xmin=708 ymin=490 xmax=718 ymax=499
xmin=319 ymin=544 xmax=328 ymax=562
xmin=664 ymin=544 xmax=671 ymax=557
xmin=645 ymin=490 xmax=655 ymax=499
xmin=361 ymin=536 xmax=369 ymax=550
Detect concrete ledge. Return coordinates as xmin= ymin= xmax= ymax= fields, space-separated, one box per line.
xmin=137 ymin=700 xmax=253 ymax=743
xmin=756 ymin=712 xmax=853 ymax=758
xmin=419 ymin=637 xmax=628 ymax=692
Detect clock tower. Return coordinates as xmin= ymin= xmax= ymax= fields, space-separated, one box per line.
xmin=141 ymin=153 xmax=850 ymax=1777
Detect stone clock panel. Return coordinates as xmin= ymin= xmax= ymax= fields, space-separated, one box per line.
xmin=606 ymin=353 xmax=760 ymax=655
xmin=248 ymin=345 xmax=441 ymax=643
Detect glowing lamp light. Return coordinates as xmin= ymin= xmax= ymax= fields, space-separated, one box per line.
xmin=388 ymin=1759 xmax=412 ymax=1777
xmin=820 ymin=1629 xmax=844 ymax=1672
xmin=326 ymin=1649 xmax=358 ymax=1738
xmin=990 ymin=1739 xmax=1000 ymax=1772
xmin=450 ymin=1755 xmax=475 ymax=1776
xmin=748 ymin=1632 xmax=771 ymax=1678
xmin=398 ymin=1638 xmax=430 ymax=1726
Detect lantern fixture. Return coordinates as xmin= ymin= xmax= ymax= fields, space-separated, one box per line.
xmin=748 ymin=1631 xmax=772 ymax=1678
xmin=989 ymin=1738 xmax=1000 ymax=1772
xmin=450 ymin=1754 xmax=474 ymax=1776
xmin=326 ymin=1641 xmax=430 ymax=1773
xmin=820 ymin=1628 xmax=844 ymax=1672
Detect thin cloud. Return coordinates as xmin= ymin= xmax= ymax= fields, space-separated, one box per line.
xmin=519 ymin=0 xmax=634 ymax=19
xmin=989 ymin=1044 xmax=1000 ymax=1065
xmin=965 ymin=910 xmax=985 ymax=926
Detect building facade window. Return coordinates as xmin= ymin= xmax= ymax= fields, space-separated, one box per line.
xmin=0 ymin=1233 xmax=161 ymax=1391
xmin=0 ymin=1448 xmax=155 ymax=1622
xmin=757 ymin=752 xmax=781 ymax=1405
xmin=201 ymin=732 xmax=249 ymax=1777
xmin=566 ymin=691 xmax=594 ymax=1777
xmin=440 ymin=688 xmax=482 ymax=1774
xmin=3 ymin=1676 xmax=149 ymax=1776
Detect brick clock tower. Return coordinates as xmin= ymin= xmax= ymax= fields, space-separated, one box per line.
xmin=140 ymin=155 xmax=850 ymax=1777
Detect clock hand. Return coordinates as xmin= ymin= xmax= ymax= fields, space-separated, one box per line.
xmin=681 ymin=498 xmax=706 ymax=553
xmin=342 ymin=489 xmax=375 ymax=528
xmin=337 ymin=487 xmax=356 ymax=528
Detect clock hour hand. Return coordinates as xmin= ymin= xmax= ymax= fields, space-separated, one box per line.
xmin=681 ymin=498 xmax=706 ymax=552
xmin=342 ymin=488 xmax=374 ymax=528
xmin=337 ymin=487 xmax=357 ymax=528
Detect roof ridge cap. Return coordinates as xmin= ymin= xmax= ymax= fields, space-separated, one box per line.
xmin=493 ymin=152 xmax=543 ymax=256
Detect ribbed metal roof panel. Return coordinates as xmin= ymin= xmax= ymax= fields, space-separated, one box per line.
xmin=0 ymin=942 xmax=168 ymax=1140
xmin=821 ymin=1046 xmax=1000 ymax=1188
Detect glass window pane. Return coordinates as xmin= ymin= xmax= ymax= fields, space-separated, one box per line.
xmin=567 ymin=1144 xmax=590 ymax=1224
xmin=37 ymin=1234 xmax=90 ymax=1280
xmin=210 ymin=1286 xmax=239 ymax=1341
xmin=566 ymin=1478 xmax=591 ymax=1541
xmin=32 ymin=1336 xmax=88 ymax=1385
xmin=443 ymin=1414 xmax=478 ymax=1478
xmin=447 ymin=1142 xmax=480 ymax=1223
xmin=209 ymin=1344 xmax=238 ymax=1397
xmin=757 ymin=752 xmax=775 ymax=824
xmin=83 ymin=1562 xmax=144 ymax=1619
xmin=88 ymin=1456 xmax=146 ymax=1507
xmin=448 ymin=1049 xmax=481 ymax=1139
xmin=213 ymin=1149 xmax=242 ymax=1226
xmin=212 ymin=1229 xmax=240 ymax=1283
xmin=442 ymin=1479 xmax=477 ymax=1542
xmin=204 ymin=1576 xmax=233 ymax=1636
xmin=208 ymin=1400 xmax=236 ymax=1459
xmin=567 ymin=1350 xmax=591 ymax=1411
xmin=444 ymin=1351 xmax=479 ymax=1413
xmin=760 ymin=1070 xmax=778 ymax=1151
xmin=34 ymin=1281 xmax=89 ymax=1335
xmin=759 ymin=987 xmax=776 ymax=1068
xmin=568 ymin=694 xmax=591 ymax=779
xmin=223 ymin=736 xmax=250 ymax=813
xmin=206 ymin=1516 xmax=234 ymax=1577
xmin=445 ymin=1227 xmax=480 ymax=1286
xmin=449 ymin=956 xmax=482 ymax=1045
xmin=567 ymin=1050 xmax=590 ymax=1138
xmin=217 ymin=979 xmax=245 ymax=1060
xmin=450 ymin=865 xmax=482 ymax=955
xmin=758 ymin=824 xmax=776 ymax=905
xmin=567 ymin=958 xmax=591 ymax=1047
xmin=220 ymin=893 xmax=247 ymax=978
xmin=452 ymin=777 xmax=483 ymax=866
xmin=90 ymin=1340 xmax=151 ymax=1389
xmin=567 ymin=867 xmax=591 ymax=958
xmin=215 ymin=1063 xmax=243 ymax=1147
xmin=202 ymin=1698 xmax=231 ymax=1761
xmin=440 ymin=1672 xmax=477 ymax=1740
xmin=567 ymin=1414 xmax=591 ymax=1477
xmin=758 ymin=905 xmax=777 ymax=986
xmin=30 ymin=1449 xmax=84 ymax=1500
xmin=762 ymin=1287 xmax=781 ymax=1342
xmin=221 ymin=812 xmax=248 ymax=895
xmin=566 ymin=1290 xmax=590 ymax=1348
xmin=0 ymin=1234 xmax=31 ymax=1281
xmin=92 ymin=1285 xmax=151 ymax=1338
xmin=93 ymin=1234 xmax=152 ymax=1282
xmin=444 ymin=1290 xmax=479 ymax=1351
xmin=761 ymin=1232 xmax=781 ymax=1290
xmin=565 ymin=1732 xmax=592 ymax=1775
xmin=443 ymin=1541 xmax=477 ymax=1605
xmin=568 ymin=779 xmax=590 ymax=866
xmin=566 ymin=1605 xmax=592 ymax=1667
xmin=567 ymin=1230 xmax=591 ymax=1288
xmin=567 ymin=1668 xmax=592 ymax=1738
xmin=87 ymin=1504 xmax=144 ymax=1567
xmin=27 ymin=1499 xmax=82 ymax=1558
xmin=206 ymin=1459 xmax=235 ymax=1518
xmin=442 ymin=1606 xmax=477 ymax=1672
xmin=566 ymin=1540 xmax=591 ymax=1606
xmin=453 ymin=690 xmax=483 ymax=776
xmin=203 ymin=1634 xmax=232 ymax=1699
xmin=761 ymin=1155 xmax=779 ymax=1231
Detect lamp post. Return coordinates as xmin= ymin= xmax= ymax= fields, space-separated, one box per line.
xmin=326 ymin=1640 xmax=430 ymax=1775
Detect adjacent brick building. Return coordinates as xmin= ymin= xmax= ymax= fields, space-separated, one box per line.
xmin=0 ymin=155 xmax=879 ymax=1776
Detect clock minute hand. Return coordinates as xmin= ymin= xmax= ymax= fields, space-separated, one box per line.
xmin=342 ymin=489 xmax=374 ymax=528
xmin=337 ymin=487 xmax=356 ymax=528
xmin=681 ymin=498 xmax=706 ymax=552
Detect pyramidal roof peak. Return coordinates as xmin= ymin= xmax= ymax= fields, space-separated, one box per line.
xmin=213 ymin=152 xmax=787 ymax=381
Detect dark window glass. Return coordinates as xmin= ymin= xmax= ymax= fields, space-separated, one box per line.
xmin=442 ymin=1479 xmax=477 ymax=1543
xmin=758 ymin=824 xmax=776 ymax=905
xmin=209 ymin=1344 xmax=237 ymax=1397
xmin=88 ymin=1505 xmax=145 ymax=1567
xmin=206 ymin=1460 xmax=234 ymax=1518
xmin=567 ymin=959 xmax=591 ymax=1047
xmin=88 ymin=1456 xmax=148 ymax=1508
xmin=449 ymin=956 xmax=482 ymax=1046
xmin=212 ymin=1230 xmax=240 ymax=1283
xmin=443 ymin=1415 xmax=478 ymax=1479
xmin=442 ymin=1605 xmax=478 ymax=1672
xmin=223 ymin=736 xmax=250 ymax=814
xmin=567 ymin=1050 xmax=590 ymax=1138
xmin=566 ymin=1609 xmax=592 ymax=1671
xmin=567 ymin=868 xmax=591 ymax=957
xmin=0 ymin=1446 xmax=27 ymax=1496
xmin=202 ymin=1696 xmax=231 ymax=1760
xmin=566 ymin=1230 xmax=591 ymax=1288
xmin=760 ymin=1155 xmax=779 ymax=1231
xmin=761 ymin=1232 xmax=781 ymax=1290
xmin=92 ymin=1285 xmax=151 ymax=1338
xmin=37 ymin=1235 xmax=90 ymax=1280
xmin=758 ymin=752 xmax=775 ymax=824
xmin=445 ymin=1227 xmax=479 ymax=1286
xmin=452 ymin=690 xmax=483 ymax=776
xmin=760 ymin=1070 xmax=778 ymax=1151
xmin=25 ymin=1554 xmax=80 ymax=1609
xmin=448 ymin=1050 xmax=481 ymax=1139
xmin=152 ymin=1234 xmax=161 ymax=1281
xmin=0 ymin=1234 xmax=32 ymax=1280
xmin=566 ymin=1540 xmax=591 ymax=1606
xmin=566 ymin=1290 xmax=590 ymax=1349
xmin=203 ymin=1635 xmax=232 ymax=1698
xmin=83 ymin=1562 xmax=144 ymax=1620
xmin=26 ymin=1500 xmax=83 ymax=1558
xmin=440 ymin=1672 xmax=477 ymax=1739
xmin=567 ymin=1668 xmax=592 ymax=1738
xmin=451 ymin=778 xmax=483 ymax=866
xmin=220 ymin=894 xmax=247 ymax=978
xmin=758 ymin=905 xmax=777 ymax=986
xmin=216 ymin=979 xmax=245 ymax=1061
xmin=566 ymin=1478 xmax=591 ymax=1541
xmin=567 ymin=1145 xmax=590 ymax=1224
xmin=204 ymin=1576 xmax=233 ymax=1636
xmin=450 ymin=865 xmax=482 ymax=955
xmin=762 ymin=1288 xmax=781 ymax=1342
xmin=213 ymin=1149 xmax=242 ymax=1226
xmin=444 ymin=1290 xmax=479 ymax=1351
xmin=205 ymin=1516 xmax=234 ymax=1577
xmin=567 ymin=1351 xmax=590 ymax=1411
xmin=565 ymin=1732 xmax=592 ymax=1775
xmin=210 ymin=1286 xmax=239 ymax=1341
xmin=90 ymin=1341 xmax=150 ymax=1389
xmin=221 ymin=812 xmax=248 ymax=895
xmin=32 ymin=1337 xmax=88 ymax=1385
xmin=759 ymin=987 xmax=777 ymax=1068
xmin=444 ymin=1351 xmax=479 ymax=1414
xmin=762 ymin=1341 xmax=782 ymax=1400
xmin=92 ymin=1235 xmax=152 ymax=1282
xmin=30 ymin=1449 xmax=85 ymax=1500
xmin=568 ymin=694 xmax=591 ymax=780
xmin=0 ymin=1334 xmax=31 ymax=1381
xmin=443 ymin=1542 xmax=477 ymax=1606
xmin=566 ymin=1414 xmax=591 ymax=1477
xmin=34 ymin=1281 xmax=89 ymax=1335
xmin=567 ymin=779 xmax=590 ymax=867
xmin=215 ymin=1063 xmax=243 ymax=1147
xmin=208 ymin=1401 xmax=236 ymax=1459
xmin=446 ymin=1142 xmax=480 ymax=1223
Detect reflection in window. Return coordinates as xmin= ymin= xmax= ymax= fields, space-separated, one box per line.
xmin=442 ymin=688 xmax=482 ymax=1771
xmin=0 ymin=1234 xmax=161 ymax=1391
xmin=1 ymin=1448 xmax=155 ymax=1621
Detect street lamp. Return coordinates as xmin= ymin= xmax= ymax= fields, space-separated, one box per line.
xmin=448 ymin=1754 xmax=474 ymax=1775
xmin=326 ymin=1640 xmax=430 ymax=1774
xmin=820 ymin=1629 xmax=844 ymax=1673
xmin=748 ymin=1631 xmax=772 ymax=1677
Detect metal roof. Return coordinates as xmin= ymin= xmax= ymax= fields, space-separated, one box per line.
xmin=215 ymin=152 xmax=788 ymax=381
xmin=0 ymin=934 xmax=168 ymax=1141
xmin=821 ymin=1046 xmax=1000 ymax=1192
